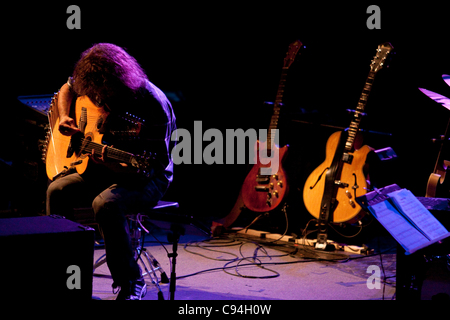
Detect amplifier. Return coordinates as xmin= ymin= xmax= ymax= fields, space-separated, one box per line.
xmin=0 ymin=215 xmax=95 ymax=300
xmin=17 ymin=94 xmax=54 ymax=116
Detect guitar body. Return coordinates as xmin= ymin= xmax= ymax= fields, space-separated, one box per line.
xmin=242 ymin=143 xmax=288 ymax=212
xmin=303 ymin=131 xmax=370 ymax=223
xmin=425 ymin=161 xmax=450 ymax=197
xmin=302 ymin=42 xmax=393 ymax=227
xmin=426 ymin=173 xmax=442 ymax=198
xmin=424 ymin=117 xmax=450 ymax=198
xmin=45 ymin=94 xmax=107 ymax=181
xmin=301 ymin=43 xmax=393 ymax=249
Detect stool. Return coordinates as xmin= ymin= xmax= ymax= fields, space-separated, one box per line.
xmin=93 ymin=200 xmax=179 ymax=300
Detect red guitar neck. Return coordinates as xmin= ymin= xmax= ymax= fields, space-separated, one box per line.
xmin=267 ymin=67 xmax=288 ymax=151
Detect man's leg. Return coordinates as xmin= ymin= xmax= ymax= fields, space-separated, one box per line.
xmin=92 ymin=185 xmax=147 ymax=299
xmin=46 ymin=173 xmax=86 ymax=218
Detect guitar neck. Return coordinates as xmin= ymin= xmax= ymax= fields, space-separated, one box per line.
xmin=83 ymin=139 xmax=135 ymax=164
xmin=268 ymin=67 xmax=288 ymax=149
xmin=345 ymin=70 xmax=376 ymax=151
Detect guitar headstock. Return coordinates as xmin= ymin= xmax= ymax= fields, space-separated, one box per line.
xmin=131 ymin=151 xmax=156 ymax=178
xmin=283 ymin=40 xmax=304 ymax=69
xmin=370 ymin=42 xmax=394 ymax=73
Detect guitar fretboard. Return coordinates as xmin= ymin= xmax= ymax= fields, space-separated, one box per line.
xmin=81 ymin=139 xmax=135 ymax=164
xmin=345 ymin=70 xmax=376 ymax=151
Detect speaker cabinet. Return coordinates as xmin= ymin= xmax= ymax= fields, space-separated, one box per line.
xmin=0 ymin=215 xmax=95 ymax=300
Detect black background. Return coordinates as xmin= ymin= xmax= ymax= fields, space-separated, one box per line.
xmin=3 ymin=3 xmax=450 ymax=234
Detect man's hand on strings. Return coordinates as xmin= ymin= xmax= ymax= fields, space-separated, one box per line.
xmin=59 ymin=116 xmax=81 ymax=136
xmin=89 ymin=145 xmax=108 ymax=165
xmin=88 ymin=145 xmax=129 ymax=169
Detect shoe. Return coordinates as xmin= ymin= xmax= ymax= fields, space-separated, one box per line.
xmin=114 ymin=278 xmax=147 ymax=300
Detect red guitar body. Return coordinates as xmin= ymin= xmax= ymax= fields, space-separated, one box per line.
xmin=242 ymin=143 xmax=289 ymax=212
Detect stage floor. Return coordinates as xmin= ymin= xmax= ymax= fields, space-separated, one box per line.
xmin=91 ymin=226 xmax=398 ymax=301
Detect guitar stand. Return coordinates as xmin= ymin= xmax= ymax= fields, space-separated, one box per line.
xmin=315 ymin=171 xmax=337 ymax=251
xmin=315 ymin=128 xmax=347 ymax=251
xmin=167 ymin=223 xmax=185 ymax=300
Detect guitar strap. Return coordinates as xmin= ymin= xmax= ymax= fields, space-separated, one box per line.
xmin=316 ymin=132 xmax=347 ymax=250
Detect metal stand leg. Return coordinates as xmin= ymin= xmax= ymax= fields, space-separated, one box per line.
xmin=136 ymin=247 xmax=165 ymax=300
xmin=93 ymin=253 xmax=107 ymax=271
xmin=168 ymin=223 xmax=185 ymax=300
xmin=138 ymin=248 xmax=169 ymax=283
xmin=130 ymin=213 xmax=168 ymax=300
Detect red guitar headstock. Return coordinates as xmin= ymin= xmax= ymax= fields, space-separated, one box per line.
xmin=283 ymin=40 xmax=304 ymax=69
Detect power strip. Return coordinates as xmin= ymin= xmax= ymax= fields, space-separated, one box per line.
xmin=235 ymin=228 xmax=372 ymax=255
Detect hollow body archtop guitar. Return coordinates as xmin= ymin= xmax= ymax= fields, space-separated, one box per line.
xmin=303 ymin=42 xmax=394 ymax=225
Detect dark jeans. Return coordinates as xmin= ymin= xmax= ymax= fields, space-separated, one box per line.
xmin=46 ymin=166 xmax=168 ymax=286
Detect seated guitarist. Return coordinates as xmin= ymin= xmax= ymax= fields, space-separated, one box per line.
xmin=46 ymin=43 xmax=177 ymax=300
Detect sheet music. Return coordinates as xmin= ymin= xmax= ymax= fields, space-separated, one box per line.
xmin=388 ymin=189 xmax=449 ymax=240
xmin=369 ymin=200 xmax=430 ymax=254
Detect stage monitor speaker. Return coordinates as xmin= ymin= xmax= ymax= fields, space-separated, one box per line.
xmin=0 ymin=215 xmax=95 ymax=300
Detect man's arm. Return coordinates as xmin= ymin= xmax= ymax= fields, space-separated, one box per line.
xmin=58 ymin=82 xmax=80 ymax=136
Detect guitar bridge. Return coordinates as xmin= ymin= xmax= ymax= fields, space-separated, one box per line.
xmin=70 ymin=160 xmax=83 ymax=166
xmin=255 ymin=186 xmax=270 ymax=192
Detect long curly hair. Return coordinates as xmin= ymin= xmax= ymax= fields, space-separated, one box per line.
xmin=72 ymin=43 xmax=148 ymax=110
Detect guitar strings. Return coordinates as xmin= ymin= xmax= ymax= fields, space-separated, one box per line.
xmin=78 ymin=137 xmax=134 ymax=162
xmin=47 ymin=104 xmax=59 ymax=174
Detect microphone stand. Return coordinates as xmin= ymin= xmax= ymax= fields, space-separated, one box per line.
xmin=168 ymin=223 xmax=185 ymax=300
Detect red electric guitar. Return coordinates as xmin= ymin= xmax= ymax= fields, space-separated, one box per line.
xmin=241 ymin=40 xmax=304 ymax=212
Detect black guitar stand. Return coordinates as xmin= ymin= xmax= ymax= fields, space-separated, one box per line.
xmin=315 ymin=132 xmax=347 ymax=250
xmin=315 ymin=171 xmax=337 ymax=250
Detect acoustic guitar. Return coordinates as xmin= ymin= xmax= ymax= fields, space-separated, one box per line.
xmin=42 ymin=92 xmax=152 ymax=181
xmin=241 ymin=40 xmax=304 ymax=212
xmin=303 ymin=42 xmax=394 ymax=224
